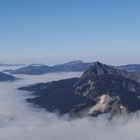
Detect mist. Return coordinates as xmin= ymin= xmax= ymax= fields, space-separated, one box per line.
xmin=0 ymin=72 xmax=140 ymax=140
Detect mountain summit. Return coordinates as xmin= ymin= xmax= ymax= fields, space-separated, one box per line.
xmin=20 ymin=62 xmax=140 ymax=117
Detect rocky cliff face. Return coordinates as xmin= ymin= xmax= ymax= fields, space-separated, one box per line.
xmin=20 ymin=62 xmax=140 ymax=117
xmin=74 ymin=62 xmax=140 ymax=116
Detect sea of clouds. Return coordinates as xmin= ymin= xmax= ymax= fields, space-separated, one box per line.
xmin=0 ymin=70 xmax=140 ymax=140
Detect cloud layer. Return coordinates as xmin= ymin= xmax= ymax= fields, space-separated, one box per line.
xmin=0 ymin=72 xmax=140 ymax=140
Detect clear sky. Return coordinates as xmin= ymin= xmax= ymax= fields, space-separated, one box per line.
xmin=0 ymin=0 xmax=140 ymax=65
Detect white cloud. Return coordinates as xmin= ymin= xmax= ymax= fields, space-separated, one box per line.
xmin=0 ymin=72 xmax=140 ymax=140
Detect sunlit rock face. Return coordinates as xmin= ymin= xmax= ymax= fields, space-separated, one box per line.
xmin=20 ymin=62 xmax=140 ymax=117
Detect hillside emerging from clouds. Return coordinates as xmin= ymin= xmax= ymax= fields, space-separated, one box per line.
xmin=20 ymin=62 xmax=140 ymax=117
xmin=9 ymin=60 xmax=140 ymax=75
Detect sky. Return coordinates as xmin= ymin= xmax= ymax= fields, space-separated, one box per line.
xmin=0 ymin=0 xmax=140 ymax=65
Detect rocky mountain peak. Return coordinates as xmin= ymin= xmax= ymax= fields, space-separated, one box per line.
xmin=87 ymin=61 xmax=121 ymax=76
xmin=73 ymin=62 xmax=140 ymax=115
xmin=20 ymin=62 xmax=140 ymax=117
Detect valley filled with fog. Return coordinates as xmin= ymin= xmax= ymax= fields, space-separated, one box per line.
xmin=0 ymin=67 xmax=140 ymax=140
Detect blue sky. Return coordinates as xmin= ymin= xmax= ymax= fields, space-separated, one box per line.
xmin=0 ymin=0 xmax=140 ymax=65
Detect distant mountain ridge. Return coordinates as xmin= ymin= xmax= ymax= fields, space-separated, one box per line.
xmin=20 ymin=62 xmax=140 ymax=117
xmin=11 ymin=61 xmax=94 ymax=75
xmin=11 ymin=61 xmax=140 ymax=75
xmin=0 ymin=72 xmax=16 ymax=82
xmin=117 ymin=64 xmax=140 ymax=72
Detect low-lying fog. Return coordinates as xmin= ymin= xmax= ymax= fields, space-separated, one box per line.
xmin=0 ymin=71 xmax=140 ymax=140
